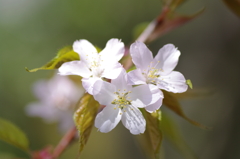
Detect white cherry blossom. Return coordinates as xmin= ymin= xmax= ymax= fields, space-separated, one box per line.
xmin=25 ymin=74 xmax=84 ymax=132
xmin=92 ymin=69 xmax=160 ymax=134
xmin=58 ymin=38 xmax=125 ymax=94
xmin=128 ymin=41 xmax=188 ymax=112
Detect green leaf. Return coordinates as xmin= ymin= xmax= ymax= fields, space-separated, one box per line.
xmin=186 ymin=79 xmax=193 ymax=89
xmin=0 ymin=118 xmax=29 ymax=152
xmin=161 ymin=112 xmax=198 ymax=159
xmin=223 ymin=0 xmax=240 ymax=17
xmin=142 ymin=109 xmax=163 ymax=159
xmin=162 ymin=90 xmax=207 ymax=129
xmin=73 ymin=93 xmax=100 ymax=153
xmin=25 ymin=46 xmax=79 ymax=72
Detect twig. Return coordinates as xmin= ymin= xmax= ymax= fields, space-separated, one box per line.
xmin=52 ymin=127 xmax=77 ymax=159
xmin=123 ymin=7 xmax=169 ymax=70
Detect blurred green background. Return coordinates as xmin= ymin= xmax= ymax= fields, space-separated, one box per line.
xmin=0 ymin=0 xmax=240 ymax=158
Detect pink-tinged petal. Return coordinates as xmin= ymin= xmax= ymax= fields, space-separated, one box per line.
xmin=32 ymin=80 xmax=50 ymax=102
xmin=129 ymin=85 xmax=152 ymax=108
xmin=100 ymin=39 xmax=125 ymax=62
xmin=82 ymin=77 xmax=101 ymax=95
xmin=121 ymin=105 xmax=146 ymax=134
xmin=148 ymin=84 xmax=164 ymax=105
xmin=95 ymin=105 xmax=122 ymax=133
xmin=158 ymin=71 xmax=188 ymax=93
xmin=25 ymin=103 xmax=59 ymax=122
xmin=73 ymin=39 xmax=98 ymax=64
xmin=154 ymin=44 xmax=180 ymax=75
xmin=111 ymin=69 xmax=132 ymax=91
xmin=145 ymin=97 xmax=163 ymax=113
xmin=101 ymin=63 xmax=123 ymax=79
xmin=58 ymin=61 xmax=92 ymax=78
xmin=127 ymin=69 xmax=146 ymax=85
xmin=93 ymin=80 xmax=116 ymax=105
xmin=130 ymin=41 xmax=153 ymax=70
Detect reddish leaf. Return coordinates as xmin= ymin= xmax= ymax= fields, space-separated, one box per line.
xmin=162 ymin=90 xmax=207 ymax=129
xmin=223 ymin=0 xmax=240 ymax=17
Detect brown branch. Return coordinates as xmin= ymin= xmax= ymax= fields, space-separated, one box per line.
xmin=122 ymin=7 xmax=169 ymax=70
xmin=52 ymin=127 xmax=77 ymax=159
xmin=137 ymin=7 xmax=169 ymax=43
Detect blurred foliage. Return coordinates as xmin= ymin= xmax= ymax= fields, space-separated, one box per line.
xmin=0 ymin=118 xmax=29 ymax=153
xmin=223 ymin=0 xmax=240 ymax=17
xmin=161 ymin=112 xmax=197 ymax=159
xmin=161 ymin=0 xmax=186 ymax=11
xmin=73 ymin=94 xmax=100 ymax=153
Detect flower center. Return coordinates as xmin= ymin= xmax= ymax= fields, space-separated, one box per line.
xmin=87 ymin=54 xmax=105 ymax=78
xmin=142 ymin=61 xmax=163 ymax=85
xmin=111 ymin=90 xmax=132 ymax=114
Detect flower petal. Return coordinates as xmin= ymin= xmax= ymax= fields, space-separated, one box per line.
xmin=73 ymin=39 xmax=98 ymax=64
xmin=130 ymin=41 xmax=153 ymax=70
xmin=82 ymin=77 xmax=100 ymax=95
xmin=145 ymin=97 xmax=163 ymax=113
xmin=154 ymin=44 xmax=180 ymax=75
xmin=100 ymin=38 xmax=125 ymax=62
xmin=127 ymin=69 xmax=146 ymax=85
xmin=58 ymin=61 xmax=92 ymax=78
xmin=111 ymin=69 xmax=132 ymax=91
xmin=129 ymin=84 xmax=152 ymax=108
xmin=148 ymin=84 xmax=164 ymax=105
xmin=95 ymin=105 xmax=122 ymax=133
xmin=101 ymin=63 xmax=123 ymax=79
xmin=157 ymin=71 xmax=188 ymax=93
xmin=93 ymin=80 xmax=116 ymax=105
xmin=121 ymin=105 xmax=146 ymax=134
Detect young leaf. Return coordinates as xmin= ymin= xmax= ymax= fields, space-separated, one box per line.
xmin=162 ymin=90 xmax=207 ymax=129
xmin=73 ymin=93 xmax=100 ymax=153
xmin=26 ymin=46 xmax=79 ymax=72
xmin=223 ymin=0 xmax=240 ymax=17
xmin=142 ymin=109 xmax=163 ymax=159
xmin=161 ymin=112 xmax=198 ymax=159
xmin=0 ymin=118 xmax=29 ymax=152
xmin=146 ymin=8 xmax=204 ymax=43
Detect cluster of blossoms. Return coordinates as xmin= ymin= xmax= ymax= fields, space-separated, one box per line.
xmin=58 ymin=38 xmax=188 ymax=134
xmin=26 ymin=74 xmax=84 ymax=132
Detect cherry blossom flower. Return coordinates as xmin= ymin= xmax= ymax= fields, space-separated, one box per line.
xmin=128 ymin=41 xmax=188 ymax=112
xmin=26 ymin=74 xmax=84 ymax=132
xmin=58 ymin=38 xmax=125 ymax=94
xmin=92 ymin=69 xmax=161 ymax=134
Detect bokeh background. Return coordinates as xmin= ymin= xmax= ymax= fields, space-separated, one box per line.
xmin=0 ymin=0 xmax=240 ymax=159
